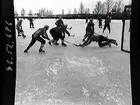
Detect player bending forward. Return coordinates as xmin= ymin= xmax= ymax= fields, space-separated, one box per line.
xmin=49 ymin=24 xmax=70 ymax=46
xmin=78 ymin=32 xmax=118 ymax=47
xmin=24 ymin=25 xmax=51 ymax=53
xmin=16 ymin=19 xmax=26 ymax=38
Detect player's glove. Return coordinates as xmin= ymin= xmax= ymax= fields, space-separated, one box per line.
xmin=82 ymin=39 xmax=85 ymax=42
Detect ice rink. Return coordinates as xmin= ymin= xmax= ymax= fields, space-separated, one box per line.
xmin=15 ymin=19 xmax=131 ymax=105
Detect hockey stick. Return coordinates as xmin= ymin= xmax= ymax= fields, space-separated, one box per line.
xmin=69 ymin=34 xmax=75 ymax=37
xmin=64 ymin=40 xmax=79 ymax=46
xmin=94 ymin=32 xmax=101 ymax=36
xmin=67 ymin=27 xmax=72 ymax=30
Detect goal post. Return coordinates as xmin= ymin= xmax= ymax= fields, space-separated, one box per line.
xmin=121 ymin=5 xmax=131 ymax=53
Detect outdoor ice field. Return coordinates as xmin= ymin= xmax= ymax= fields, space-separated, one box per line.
xmin=15 ymin=19 xmax=131 ymax=105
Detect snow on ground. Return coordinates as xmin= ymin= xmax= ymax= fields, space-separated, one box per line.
xmin=15 ymin=19 xmax=131 ymax=105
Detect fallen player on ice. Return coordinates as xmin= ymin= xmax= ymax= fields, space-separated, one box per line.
xmin=77 ymin=32 xmax=118 ymax=48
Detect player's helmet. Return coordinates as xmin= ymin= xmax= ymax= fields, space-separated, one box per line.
xmin=59 ymin=16 xmax=62 ymax=19
xmin=44 ymin=25 xmax=49 ymax=29
xmin=90 ymin=18 xmax=93 ymax=21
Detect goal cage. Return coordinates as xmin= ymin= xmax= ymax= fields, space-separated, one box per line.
xmin=121 ymin=5 xmax=131 ymax=53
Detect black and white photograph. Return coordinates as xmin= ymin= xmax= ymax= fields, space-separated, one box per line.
xmin=2 ymin=0 xmax=138 ymax=105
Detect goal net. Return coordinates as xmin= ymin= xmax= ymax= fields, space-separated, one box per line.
xmin=121 ymin=5 xmax=131 ymax=53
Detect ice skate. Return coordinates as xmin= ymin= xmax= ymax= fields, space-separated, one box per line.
xmin=48 ymin=41 xmax=51 ymax=45
xmin=22 ymin=34 xmax=26 ymax=38
xmin=24 ymin=49 xmax=28 ymax=53
xmin=62 ymin=43 xmax=67 ymax=47
xmin=39 ymin=49 xmax=45 ymax=53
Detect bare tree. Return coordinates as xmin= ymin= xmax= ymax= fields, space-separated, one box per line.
xmin=68 ymin=9 xmax=71 ymax=14
xmin=101 ymin=3 xmax=105 ymax=14
xmin=112 ymin=0 xmax=124 ymax=14
xmin=28 ymin=9 xmax=33 ymax=16
xmin=21 ymin=8 xmax=26 ymax=16
xmin=105 ymin=0 xmax=114 ymax=13
xmin=14 ymin=10 xmax=18 ymax=17
xmin=49 ymin=10 xmax=53 ymax=16
xmin=116 ymin=0 xmax=124 ymax=13
xmin=38 ymin=8 xmax=53 ymax=17
xmin=85 ymin=8 xmax=90 ymax=14
xmin=94 ymin=1 xmax=103 ymax=14
xmin=73 ymin=8 xmax=77 ymax=14
xmin=79 ymin=1 xmax=85 ymax=14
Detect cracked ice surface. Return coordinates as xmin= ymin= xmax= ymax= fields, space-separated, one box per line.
xmin=15 ymin=19 xmax=131 ymax=105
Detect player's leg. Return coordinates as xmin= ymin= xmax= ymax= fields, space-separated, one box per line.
xmin=98 ymin=41 xmax=111 ymax=47
xmin=79 ymin=37 xmax=92 ymax=47
xmin=20 ymin=29 xmax=26 ymax=38
xmin=32 ymin=22 xmax=34 ymax=28
xmin=37 ymin=37 xmax=46 ymax=52
xmin=30 ymin=22 xmax=32 ymax=28
xmin=107 ymin=24 xmax=111 ymax=33
xmin=101 ymin=22 xmax=102 ymax=28
xmin=107 ymin=39 xmax=118 ymax=46
xmin=60 ymin=34 xmax=66 ymax=46
xmin=98 ymin=36 xmax=111 ymax=47
xmin=99 ymin=22 xmax=102 ymax=28
xmin=24 ymin=38 xmax=36 ymax=53
xmin=16 ymin=27 xmax=21 ymax=36
xmin=103 ymin=24 xmax=107 ymax=33
xmin=50 ymin=29 xmax=59 ymax=45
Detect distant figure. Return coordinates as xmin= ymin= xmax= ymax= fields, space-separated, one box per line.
xmin=17 ymin=17 xmax=19 ymax=22
xmin=86 ymin=17 xmax=88 ymax=23
xmin=98 ymin=16 xmax=102 ymax=28
xmin=86 ymin=18 xmax=94 ymax=33
xmin=29 ymin=17 xmax=34 ymax=28
xmin=55 ymin=17 xmax=64 ymax=27
xmin=24 ymin=25 xmax=51 ymax=53
xmin=16 ymin=19 xmax=26 ymax=38
xmin=103 ymin=15 xmax=111 ymax=34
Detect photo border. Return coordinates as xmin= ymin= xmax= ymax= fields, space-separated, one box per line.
xmin=1 ymin=0 xmax=139 ymax=105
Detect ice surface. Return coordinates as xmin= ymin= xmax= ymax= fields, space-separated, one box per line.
xmin=15 ymin=19 xmax=131 ymax=105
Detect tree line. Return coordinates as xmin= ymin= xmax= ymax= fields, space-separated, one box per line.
xmin=14 ymin=0 xmax=131 ymax=18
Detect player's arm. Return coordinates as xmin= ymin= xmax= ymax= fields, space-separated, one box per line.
xmin=65 ymin=29 xmax=70 ymax=36
xmin=42 ymin=29 xmax=50 ymax=40
xmin=55 ymin=21 xmax=58 ymax=25
xmin=61 ymin=20 xmax=64 ymax=25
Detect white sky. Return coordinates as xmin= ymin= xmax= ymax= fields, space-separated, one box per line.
xmin=14 ymin=0 xmax=130 ymax=14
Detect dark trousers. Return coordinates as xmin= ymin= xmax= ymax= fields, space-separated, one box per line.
xmin=30 ymin=22 xmax=34 ymax=28
xmin=50 ymin=29 xmax=65 ymax=41
xmin=26 ymin=36 xmax=46 ymax=51
xmin=98 ymin=35 xmax=109 ymax=47
xmin=103 ymin=24 xmax=110 ymax=33
xmin=16 ymin=27 xmax=24 ymax=36
xmin=99 ymin=22 xmax=102 ymax=28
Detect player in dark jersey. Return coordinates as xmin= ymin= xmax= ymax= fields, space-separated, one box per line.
xmin=103 ymin=15 xmax=111 ymax=33
xmin=50 ymin=25 xmax=70 ymax=46
xmin=86 ymin=18 xmax=95 ymax=34
xmin=98 ymin=16 xmax=102 ymax=28
xmin=82 ymin=18 xmax=95 ymax=42
xmin=55 ymin=17 xmax=64 ymax=27
xmin=79 ymin=32 xmax=118 ymax=47
xmin=24 ymin=25 xmax=51 ymax=53
xmin=86 ymin=17 xmax=88 ymax=23
xmin=16 ymin=19 xmax=26 ymax=38
xmin=29 ymin=17 xmax=34 ymax=28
